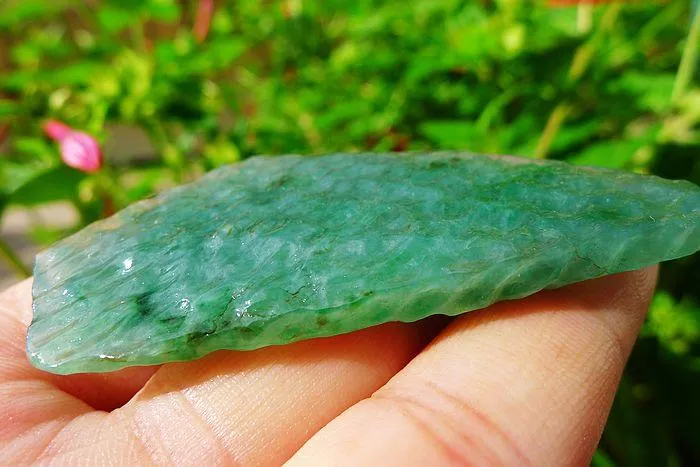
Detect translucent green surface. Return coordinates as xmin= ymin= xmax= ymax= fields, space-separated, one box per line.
xmin=27 ymin=153 xmax=700 ymax=374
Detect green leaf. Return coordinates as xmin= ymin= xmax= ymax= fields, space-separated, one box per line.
xmin=643 ymin=291 xmax=700 ymax=355
xmin=142 ymin=0 xmax=180 ymax=22
xmin=0 ymin=162 xmax=48 ymax=195
xmin=0 ymin=0 xmax=79 ymax=28
xmin=608 ymin=72 xmax=676 ymax=114
xmin=315 ymin=101 xmax=373 ymax=130
xmin=49 ymin=62 xmax=107 ymax=87
xmin=154 ymin=40 xmax=179 ymax=66
xmin=14 ymin=137 xmax=55 ymax=161
xmin=9 ymin=166 xmax=86 ymax=206
xmin=0 ymin=70 xmax=33 ymax=91
xmin=405 ymin=54 xmax=464 ymax=85
xmin=184 ymin=38 xmax=247 ymax=74
xmin=569 ymin=140 xmax=642 ymax=169
xmin=1 ymin=62 xmax=105 ymax=89
xmin=497 ymin=114 xmax=541 ymax=154
xmin=0 ymin=99 xmax=17 ymax=118
xmin=204 ymin=139 xmax=241 ymax=168
xmin=28 ymin=225 xmax=78 ymax=247
xmin=550 ymin=120 xmax=602 ymax=153
xmin=97 ymin=6 xmax=134 ymax=33
xmin=591 ymin=449 xmax=617 ymax=467
xmin=122 ymin=167 xmax=173 ymax=203
xmin=419 ymin=121 xmax=482 ymax=150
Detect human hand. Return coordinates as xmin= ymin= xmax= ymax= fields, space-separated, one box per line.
xmin=1 ymin=267 xmax=657 ymax=465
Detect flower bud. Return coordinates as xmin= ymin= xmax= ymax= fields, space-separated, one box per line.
xmin=43 ymin=120 xmax=102 ymax=173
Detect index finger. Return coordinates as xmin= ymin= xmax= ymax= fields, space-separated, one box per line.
xmin=288 ymin=267 xmax=658 ymax=466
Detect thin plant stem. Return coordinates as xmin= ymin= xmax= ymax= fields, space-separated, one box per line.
xmin=671 ymin=8 xmax=700 ymax=103
xmin=533 ymin=104 xmax=571 ymax=159
xmin=642 ymin=8 xmax=700 ymax=167
xmin=534 ymin=3 xmax=622 ymax=159
xmin=577 ymin=3 xmax=593 ymax=34
xmin=149 ymin=122 xmax=186 ymax=183
xmin=569 ymin=2 xmax=621 ymax=82
xmin=95 ymin=166 xmax=128 ymax=210
xmin=0 ymin=235 xmax=31 ymax=278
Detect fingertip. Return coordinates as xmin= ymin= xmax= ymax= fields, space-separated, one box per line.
xmin=0 ymin=278 xmax=34 ymax=327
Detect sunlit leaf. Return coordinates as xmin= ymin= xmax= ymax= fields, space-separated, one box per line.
xmin=570 ymin=140 xmax=642 ymax=169
xmin=0 ymin=162 xmax=48 ymax=195
xmin=97 ymin=6 xmax=134 ymax=33
xmin=0 ymin=0 xmax=79 ymax=28
xmin=419 ymin=121 xmax=482 ymax=150
xmin=9 ymin=166 xmax=86 ymax=206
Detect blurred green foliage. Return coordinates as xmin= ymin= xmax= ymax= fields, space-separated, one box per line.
xmin=0 ymin=0 xmax=699 ymax=464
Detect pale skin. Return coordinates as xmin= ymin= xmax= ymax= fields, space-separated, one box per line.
xmin=1 ymin=267 xmax=657 ymax=466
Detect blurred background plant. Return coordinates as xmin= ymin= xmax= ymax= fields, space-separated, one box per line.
xmin=0 ymin=0 xmax=698 ymax=464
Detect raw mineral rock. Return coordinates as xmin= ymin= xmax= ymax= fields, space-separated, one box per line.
xmin=27 ymin=153 xmax=700 ymax=374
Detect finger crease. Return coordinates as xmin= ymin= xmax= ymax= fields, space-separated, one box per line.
xmin=175 ymin=391 xmax=240 ymax=465
xmin=375 ymin=379 xmax=531 ymax=466
xmin=372 ymin=390 xmax=480 ymax=465
xmin=111 ymin=409 xmax=163 ymax=466
xmin=422 ymin=379 xmax=530 ymax=464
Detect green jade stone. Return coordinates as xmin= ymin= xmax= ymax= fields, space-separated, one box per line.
xmin=27 ymin=153 xmax=700 ymax=374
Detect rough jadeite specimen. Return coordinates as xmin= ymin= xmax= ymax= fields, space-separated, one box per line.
xmin=27 ymin=153 xmax=700 ymax=374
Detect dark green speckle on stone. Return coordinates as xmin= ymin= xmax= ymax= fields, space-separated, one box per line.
xmin=27 ymin=152 xmax=700 ymax=374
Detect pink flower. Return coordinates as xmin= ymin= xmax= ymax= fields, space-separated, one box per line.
xmin=193 ymin=0 xmax=214 ymax=43
xmin=43 ymin=120 xmax=102 ymax=173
